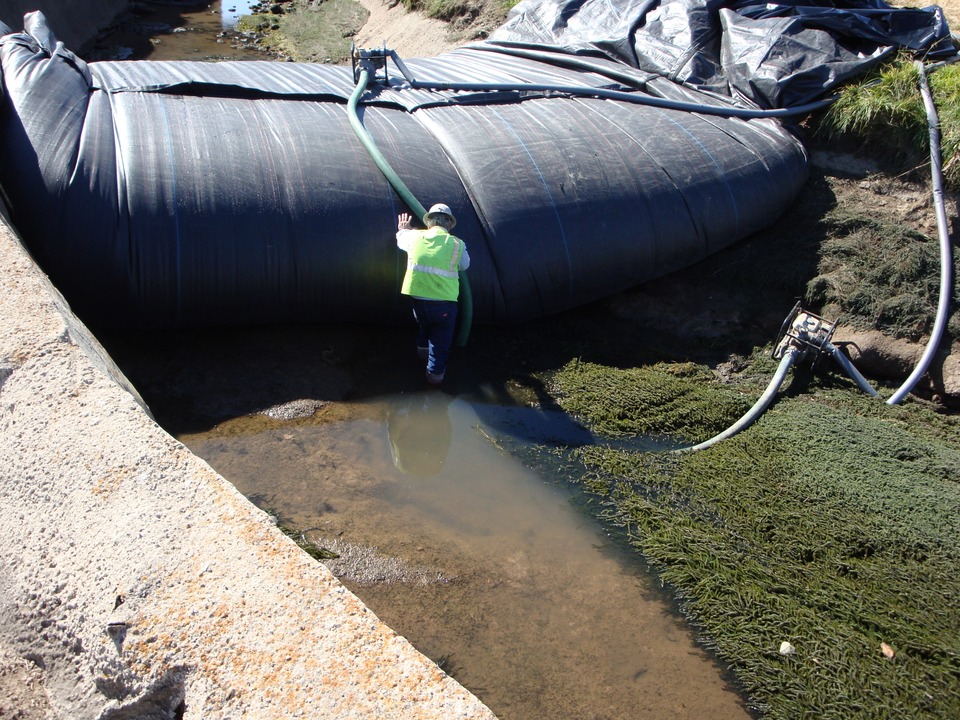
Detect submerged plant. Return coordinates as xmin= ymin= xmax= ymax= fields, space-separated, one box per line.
xmin=279 ymin=523 xmax=341 ymax=561
xmin=258 ymin=502 xmax=341 ymax=561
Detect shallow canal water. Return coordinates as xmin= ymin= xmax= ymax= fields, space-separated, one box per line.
xmin=101 ymin=315 xmax=757 ymax=720
xmin=88 ymin=0 xmax=266 ymax=61
xmin=177 ymin=389 xmax=751 ymax=719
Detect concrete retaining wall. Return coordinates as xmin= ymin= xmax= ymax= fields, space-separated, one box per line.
xmin=0 ymin=211 xmax=496 ymax=716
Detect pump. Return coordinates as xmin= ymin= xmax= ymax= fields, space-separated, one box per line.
xmin=772 ymin=302 xmax=837 ymax=368
xmin=351 ymin=44 xmax=390 ymax=86
xmin=675 ymin=303 xmax=878 ymax=453
xmin=772 ymin=302 xmax=878 ymax=397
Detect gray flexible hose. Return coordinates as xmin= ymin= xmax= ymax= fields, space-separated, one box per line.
xmin=388 ymin=51 xmax=833 ymax=119
xmin=826 ymin=342 xmax=879 ymax=397
xmin=886 ymin=62 xmax=954 ymax=405
xmin=672 ymin=348 xmax=799 ymax=454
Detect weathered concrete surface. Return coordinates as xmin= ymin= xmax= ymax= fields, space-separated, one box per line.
xmin=0 ymin=0 xmax=128 ymax=52
xmin=0 ymin=210 xmax=497 ymax=717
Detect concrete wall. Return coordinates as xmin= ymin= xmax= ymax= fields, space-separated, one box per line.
xmin=0 ymin=0 xmax=128 ymax=52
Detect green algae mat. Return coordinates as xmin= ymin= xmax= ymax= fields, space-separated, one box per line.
xmin=545 ymin=359 xmax=960 ymax=719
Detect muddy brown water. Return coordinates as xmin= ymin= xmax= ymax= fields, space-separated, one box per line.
xmin=87 ymin=0 xmax=266 ymax=61
xmin=176 ymin=391 xmax=752 ymax=719
xmin=90 ymin=3 xmax=755 ymax=718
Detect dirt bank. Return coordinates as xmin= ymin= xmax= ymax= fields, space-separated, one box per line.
xmin=353 ymin=0 xmax=464 ymax=56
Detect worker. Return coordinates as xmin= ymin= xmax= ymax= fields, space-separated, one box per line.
xmin=396 ymin=203 xmax=470 ymax=385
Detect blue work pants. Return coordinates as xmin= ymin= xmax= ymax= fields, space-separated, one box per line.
xmin=412 ymin=299 xmax=458 ymax=376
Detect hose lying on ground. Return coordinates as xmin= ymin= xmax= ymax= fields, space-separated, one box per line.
xmin=886 ymin=61 xmax=955 ymax=405
xmin=672 ymin=348 xmax=800 ymax=454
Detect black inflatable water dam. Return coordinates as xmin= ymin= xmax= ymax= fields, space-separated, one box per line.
xmin=0 ymin=2 xmax=953 ymax=328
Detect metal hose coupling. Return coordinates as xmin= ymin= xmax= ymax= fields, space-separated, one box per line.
xmin=351 ymin=43 xmax=391 ymax=86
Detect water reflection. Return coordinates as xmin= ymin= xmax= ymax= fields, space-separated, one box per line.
xmin=180 ymin=391 xmax=751 ymax=720
xmin=387 ymin=390 xmax=453 ymax=477
xmin=221 ymin=0 xmax=261 ymax=29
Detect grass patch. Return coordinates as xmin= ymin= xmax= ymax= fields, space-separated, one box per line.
xmin=818 ymin=56 xmax=960 ymax=189
xmin=241 ymin=0 xmax=369 ymax=63
xmin=398 ymin=0 xmax=476 ymax=22
xmin=397 ymin=0 xmax=516 ymax=24
xmin=546 ymin=360 xmax=960 ymax=719
xmin=929 ymin=61 xmax=960 ymax=187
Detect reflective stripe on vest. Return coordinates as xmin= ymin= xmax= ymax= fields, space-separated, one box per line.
xmin=401 ymin=227 xmax=463 ymax=301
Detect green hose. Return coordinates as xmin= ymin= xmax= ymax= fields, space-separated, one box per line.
xmin=347 ymin=67 xmax=473 ymax=347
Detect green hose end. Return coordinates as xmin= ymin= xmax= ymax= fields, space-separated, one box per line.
xmin=456 ymin=272 xmax=473 ymax=347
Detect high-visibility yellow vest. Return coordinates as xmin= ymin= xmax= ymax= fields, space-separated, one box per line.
xmin=401 ymin=227 xmax=464 ymax=301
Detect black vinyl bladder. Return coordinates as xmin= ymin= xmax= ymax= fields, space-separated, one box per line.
xmin=0 ymin=2 xmax=953 ymax=329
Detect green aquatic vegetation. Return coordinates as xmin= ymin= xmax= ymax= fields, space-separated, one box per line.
xmin=279 ymin=524 xmax=341 ymax=561
xmin=258 ymin=503 xmax=341 ymax=560
xmin=547 ymin=360 xmax=960 ymax=719
xmin=548 ymin=359 xmax=754 ymax=439
xmin=806 ymin=214 xmax=960 ymax=340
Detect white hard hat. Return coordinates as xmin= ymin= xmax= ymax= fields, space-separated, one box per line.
xmin=424 ymin=203 xmax=456 ymax=229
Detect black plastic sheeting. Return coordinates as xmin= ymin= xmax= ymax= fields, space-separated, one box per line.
xmin=0 ymin=4 xmax=954 ymax=329
xmin=491 ymin=0 xmax=956 ymax=108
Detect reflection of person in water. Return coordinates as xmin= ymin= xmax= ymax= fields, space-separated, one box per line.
xmin=387 ymin=391 xmax=453 ymax=477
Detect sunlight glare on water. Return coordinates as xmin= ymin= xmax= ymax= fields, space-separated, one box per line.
xmin=220 ymin=0 xmax=262 ymax=29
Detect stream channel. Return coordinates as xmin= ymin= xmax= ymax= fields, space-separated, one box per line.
xmin=90 ymin=2 xmax=755 ymax=718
